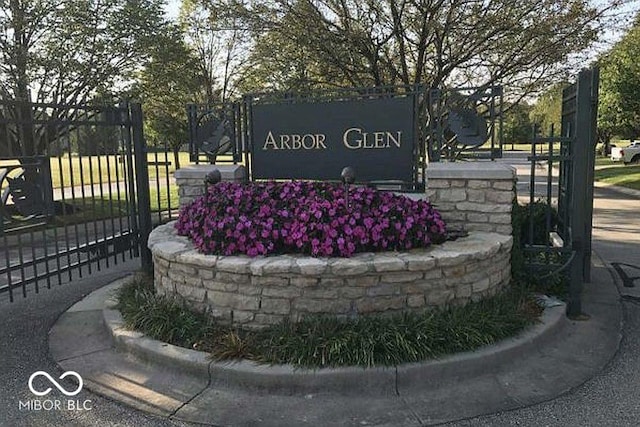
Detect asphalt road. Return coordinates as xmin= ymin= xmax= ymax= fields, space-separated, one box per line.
xmin=0 ymin=258 xmax=187 ymax=427
xmin=445 ymin=185 xmax=640 ymax=427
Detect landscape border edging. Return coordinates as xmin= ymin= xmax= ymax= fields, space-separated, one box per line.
xmin=104 ymin=277 xmax=567 ymax=396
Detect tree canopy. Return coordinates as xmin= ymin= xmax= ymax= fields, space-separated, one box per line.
xmin=0 ymin=0 xmax=173 ymax=155
xmin=598 ymin=13 xmax=640 ymax=140
xmin=178 ymin=0 xmax=250 ymax=102
xmin=529 ymin=83 xmax=564 ymax=136
xmin=194 ymin=0 xmax=610 ymax=98
xmin=502 ymin=102 xmax=533 ymax=146
xmin=134 ymin=24 xmax=204 ymax=168
xmin=0 ymin=0 xmax=170 ymax=104
xmin=0 ymin=0 xmax=628 ymax=157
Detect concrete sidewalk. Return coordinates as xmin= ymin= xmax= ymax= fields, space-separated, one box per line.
xmin=593 ymin=180 xmax=640 ymax=199
xmin=48 ymin=255 xmax=622 ymax=426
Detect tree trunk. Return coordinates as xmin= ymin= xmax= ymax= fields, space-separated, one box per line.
xmin=173 ymin=146 xmax=181 ymax=170
xmin=10 ymin=0 xmax=37 ymax=156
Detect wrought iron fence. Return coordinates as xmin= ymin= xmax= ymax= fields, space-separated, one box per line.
xmin=0 ymin=100 xmax=156 ymax=301
xmin=427 ymin=85 xmax=503 ymax=162
xmin=521 ymin=67 xmax=599 ymax=317
xmin=4 ymin=80 xmax=594 ymax=304
xmin=187 ymin=84 xmax=504 ymax=191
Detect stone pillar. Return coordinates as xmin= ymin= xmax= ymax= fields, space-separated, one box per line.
xmin=426 ymin=162 xmax=516 ymax=235
xmin=174 ymin=164 xmax=246 ymax=207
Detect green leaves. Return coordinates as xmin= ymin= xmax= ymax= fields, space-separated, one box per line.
xmin=530 ymin=83 xmax=565 ymax=136
xmin=117 ymin=274 xmax=217 ymax=348
xmin=202 ymin=0 xmax=606 ymax=96
xmin=599 ymin=14 xmax=640 ymax=139
xmin=135 ymin=24 xmax=201 ymax=162
xmin=503 ymin=102 xmax=534 ymax=145
xmin=119 ymin=275 xmax=538 ymax=369
xmin=244 ymin=289 xmax=537 ymax=368
xmin=1 ymin=0 xmax=171 ymax=104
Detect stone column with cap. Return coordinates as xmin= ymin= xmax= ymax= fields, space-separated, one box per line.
xmin=174 ymin=164 xmax=247 ymax=207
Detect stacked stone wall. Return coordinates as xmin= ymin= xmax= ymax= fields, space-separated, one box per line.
xmin=150 ymin=223 xmax=512 ymax=329
xmin=174 ymin=164 xmax=246 ymax=206
xmin=426 ymin=163 xmax=515 ymax=235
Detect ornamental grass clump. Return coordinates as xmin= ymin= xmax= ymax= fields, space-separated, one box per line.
xmin=175 ymin=181 xmax=447 ymax=257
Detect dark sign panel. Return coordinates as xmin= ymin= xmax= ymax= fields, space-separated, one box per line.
xmin=250 ymin=96 xmax=415 ymax=182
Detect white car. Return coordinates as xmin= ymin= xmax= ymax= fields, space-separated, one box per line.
xmin=611 ymin=141 xmax=640 ymax=164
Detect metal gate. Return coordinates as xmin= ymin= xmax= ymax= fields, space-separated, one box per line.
xmin=0 ymin=100 xmax=154 ymax=301
xmin=524 ymin=67 xmax=599 ymax=316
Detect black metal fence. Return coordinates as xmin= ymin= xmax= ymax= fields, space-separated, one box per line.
xmin=427 ymin=85 xmax=503 ymax=161
xmin=522 ymin=67 xmax=599 ymax=316
xmin=3 ymin=77 xmax=596 ymax=306
xmin=187 ymin=102 xmax=244 ymax=166
xmin=0 ymin=100 xmax=160 ymax=301
xmin=187 ymin=84 xmax=504 ymax=190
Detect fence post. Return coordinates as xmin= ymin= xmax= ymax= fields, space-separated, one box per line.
xmin=37 ymin=155 xmax=55 ymax=217
xmin=130 ymin=102 xmax=153 ymax=272
xmin=583 ymin=67 xmax=599 ymax=282
xmin=567 ymin=67 xmax=599 ymax=318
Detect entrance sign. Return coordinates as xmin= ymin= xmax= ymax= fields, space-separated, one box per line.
xmin=250 ymin=96 xmax=415 ymax=183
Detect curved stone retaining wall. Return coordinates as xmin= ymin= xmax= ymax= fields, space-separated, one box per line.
xmin=149 ymin=222 xmax=512 ymax=329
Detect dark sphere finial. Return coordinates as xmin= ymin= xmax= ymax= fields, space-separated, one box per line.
xmin=340 ymin=166 xmax=356 ymax=185
xmin=204 ymin=169 xmax=222 ymax=187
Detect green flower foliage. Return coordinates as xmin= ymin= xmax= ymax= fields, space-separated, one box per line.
xmin=118 ymin=276 xmax=539 ymax=369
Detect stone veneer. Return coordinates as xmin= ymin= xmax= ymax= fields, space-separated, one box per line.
xmin=174 ymin=164 xmax=246 ymax=207
xmin=149 ymin=222 xmax=512 ymax=329
xmin=175 ymin=162 xmax=517 ymax=236
xmin=426 ymin=162 xmax=515 ymax=235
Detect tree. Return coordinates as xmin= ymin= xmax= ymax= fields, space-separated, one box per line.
xmin=135 ymin=26 xmax=204 ymax=170
xmin=0 ymin=0 xmax=170 ymax=155
xmin=502 ymin=102 xmax=533 ymax=148
xmin=598 ymin=14 xmax=640 ymax=144
xmin=237 ymin=1 xmax=355 ymax=92
xmin=530 ymin=83 xmax=564 ymax=136
xmin=179 ymin=0 xmax=250 ymax=102
xmin=198 ymin=0 xmax=613 ymax=96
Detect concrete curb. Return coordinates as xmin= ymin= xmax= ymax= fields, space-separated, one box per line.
xmin=104 ymin=296 xmax=212 ymax=378
xmin=104 ymin=276 xmax=568 ymax=396
xmin=397 ymin=304 xmax=567 ymax=391
xmin=593 ymin=180 xmax=640 ymax=198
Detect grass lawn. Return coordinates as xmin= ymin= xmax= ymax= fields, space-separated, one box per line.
xmin=1 ymin=152 xmax=187 ymax=189
xmin=47 ymin=152 xmax=188 ymax=189
xmin=51 ymin=185 xmax=179 ymax=226
xmin=595 ymin=157 xmax=617 ymax=167
xmin=594 ymin=164 xmax=640 ymax=190
xmin=502 ymin=142 xmax=563 ymax=152
xmin=1 ymin=152 xmax=241 ymax=190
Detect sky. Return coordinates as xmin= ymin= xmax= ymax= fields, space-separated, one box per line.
xmin=162 ymin=0 xmax=640 ymax=59
xmin=164 ymin=0 xmax=180 ymax=20
xmin=163 ymin=0 xmax=640 ymax=45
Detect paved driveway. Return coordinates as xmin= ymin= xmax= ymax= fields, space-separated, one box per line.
xmin=445 ymin=179 xmax=640 ymax=426
xmin=0 ymin=172 xmax=638 ymax=426
xmin=0 ymin=258 xmax=184 ymax=427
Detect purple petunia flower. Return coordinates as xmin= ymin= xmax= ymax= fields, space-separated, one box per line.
xmin=175 ymin=181 xmax=447 ymax=258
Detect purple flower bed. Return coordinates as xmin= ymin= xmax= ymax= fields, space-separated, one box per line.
xmin=175 ymin=181 xmax=447 ymax=257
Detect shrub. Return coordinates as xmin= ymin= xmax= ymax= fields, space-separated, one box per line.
xmin=511 ymin=200 xmax=567 ymax=297
xmin=250 ymin=287 xmax=539 ymax=368
xmin=117 ymin=274 xmax=217 ymax=349
xmin=118 ymin=276 xmax=540 ymax=368
xmin=512 ymin=200 xmax=559 ymax=247
xmin=176 ymin=181 xmax=447 ymax=257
